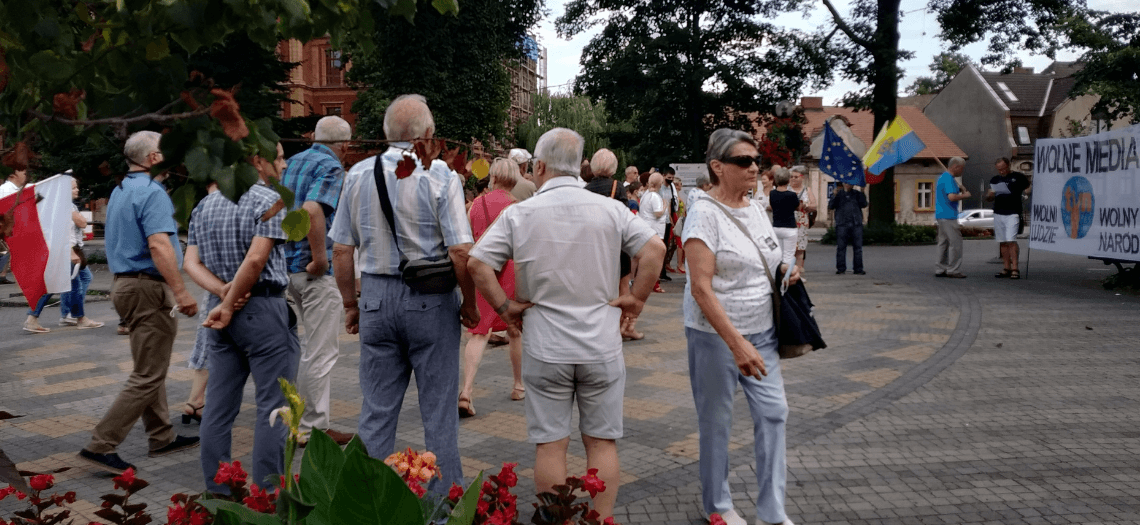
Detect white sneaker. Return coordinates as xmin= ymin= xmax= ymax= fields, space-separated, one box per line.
xmin=59 ymin=316 xmax=78 ymax=326
xmin=76 ymin=318 xmax=105 ymax=330
xmin=756 ymin=519 xmax=794 ymax=525
xmin=714 ymin=509 xmax=747 ymax=525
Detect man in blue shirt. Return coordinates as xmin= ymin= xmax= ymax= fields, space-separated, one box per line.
xmin=934 ymin=157 xmax=972 ymax=278
xmin=80 ymin=131 xmax=200 ymax=474
xmin=280 ymin=116 xmax=354 ymax=446
xmin=184 ymin=143 xmax=296 ymax=495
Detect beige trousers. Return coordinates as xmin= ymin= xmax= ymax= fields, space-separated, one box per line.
xmin=288 ymin=273 xmax=343 ymax=434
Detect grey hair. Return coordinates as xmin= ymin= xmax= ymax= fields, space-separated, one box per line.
xmin=383 ymin=94 xmax=435 ymax=141
xmin=534 ymin=128 xmax=584 ymax=177
xmin=695 ymin=175 xmax=711 ymax=187
xmin=124 ymin=131 xmax=162 ymax=166
xmin=647 ymin=172 xmax=665 ymax=190
xmin=489 ymin=157 xmax=519 ymax=189
xmin=704 ymin=128 xmax=759 ymax=184
xmin=790 ymin=165 xmax=809 ymax=176
xmin=314 ymin=115 xmax=352 ymax=144
xmin=948 ymin=157 xmax=966 ymax=168
xmin=590 ymin=148 xmax=618 ymax=177
xmin=772 ymin=166 xmax=791 ymax=186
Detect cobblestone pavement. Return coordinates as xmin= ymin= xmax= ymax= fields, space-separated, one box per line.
xmin=1 ymin=238 xmax=1138 ymax=524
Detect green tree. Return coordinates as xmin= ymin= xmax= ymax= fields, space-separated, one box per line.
xmin=1062 ymin=11 xmax=1140 ymax=125
xmin=515 ymin=93 xmax=630 ymax=170
xmin=905 ymin=52 xmax=976 ymax=95
xmin=821 ymin=0 xmax=1079 ymax=225
xmin=348 ymin=0 xmax=542 ymax=144
xmin=557 ymin=0 xmax=831 ymax=169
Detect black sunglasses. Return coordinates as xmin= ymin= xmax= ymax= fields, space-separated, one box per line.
xmin=722 ymin=155 xmax=762 ymax=168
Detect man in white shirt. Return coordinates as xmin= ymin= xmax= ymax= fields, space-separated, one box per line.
xmin=468 ymin=128 xmax=665 ymax=520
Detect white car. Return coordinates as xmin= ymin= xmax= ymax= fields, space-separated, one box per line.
xmin=957 ymin=209 xmax=994 ymax=230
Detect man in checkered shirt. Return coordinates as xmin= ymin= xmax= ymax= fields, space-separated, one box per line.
xmin=183 ymin=143 xmax=298 ymax=495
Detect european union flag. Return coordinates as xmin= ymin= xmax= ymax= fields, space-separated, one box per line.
xmin=819 ymin=121 xmax=865 ymax=186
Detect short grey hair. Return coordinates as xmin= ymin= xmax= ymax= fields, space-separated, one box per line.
xmin=533 ymin=128 xmax=584 ymax=178
xmin=383 ymin=94 xmax=435 ymax=141
xmin=948 ymin=157 xmax=966 ymax=168
xmin=705 ymin=128 xmax=758 ymax=185
xmin=695 ymin=175 xmax=711 ymax=187
xmin=647 ymin=172 xmax=665 ymax=190
xmin=772 ymin=166 xmax=791 ymax=186
xmin=489 ymin=157 xmax=519 ymax=189
xmin=590 ymin=148 xmax=618 ymax=177
xmin=790 ymin=165 xmax=809 ymax=176
xmin=314 ymin=115 xmax=352 ymax=144
xmin=124 ymin=131 xmax=162 ymax=166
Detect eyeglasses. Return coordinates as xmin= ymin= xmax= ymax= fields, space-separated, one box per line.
xmin=722 ymin=155 xmax=762 ymax=168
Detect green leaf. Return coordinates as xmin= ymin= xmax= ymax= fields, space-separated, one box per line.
xmin=234 ymin=162 xmax=260 ymax=196
xmin=184 ymin=146 xmax=215 ymax=183
xmin=388 ymin=0 xmax=418 ymax=23
xmin=431 ymin=0 xmax=459 ymax=16
xmin=212 ymin=165 xmax=238 ymax=202
xmin=296 ymin=429 xmax=344 ymax=525
xmin=342 ymin=434 xmax=369 ymax=459
xmin=282 ymin=209 xmax=310 ymax=242
xmin=171 ymin=184 xmax=197 ymax=229
xmin=330 ymin=449 xmax=423 ymax=525
xmin=270 ymin=180 xmax=296 ymax=210
xmin=276 ymin=486 xmax=316 ymax=522
xmin=146 ymin=36 xmax=170 ymax=61
xmin=447 ymin=471 xmax=483 ymax=525
xmin=29 ymin=51 xmax=74 ymax=81
xmin=200 ymin=501 xmax=282 ymax=525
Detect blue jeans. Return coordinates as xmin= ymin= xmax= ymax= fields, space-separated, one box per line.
xmin=835 ymin=224 xmax=864 ymax=273
xmin=200 ymin=296 xmax=298 ymax=493
xmin=357 ymin=274 xmax=461 ymax=493
xmin=686 ymin=327 xmax=788 ymax=524
xmin=28 ymin=294 xmax=54 ymax=317
xmin=61 ymin=265 xmax=93 ymax=319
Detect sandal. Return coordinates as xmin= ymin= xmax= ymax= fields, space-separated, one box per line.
xmin=510 ymin=387 xmax=526 ymax=401
xmin=995 ymin=269 xmax=1011 ymax=278
xmin=1009 ymin=269 xmax=1020 ymax=280
xmin=458 ymin=396 xmax=476 ymax=418
xmin=182 ymin=403 xmax=203 ymax=424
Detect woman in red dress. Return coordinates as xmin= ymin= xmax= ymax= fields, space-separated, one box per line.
xmin=459 ymin=158 xmax=524 ymax=417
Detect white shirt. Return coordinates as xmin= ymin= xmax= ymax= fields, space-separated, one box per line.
xmin=658 ymin=181 xmax=678 ymax=223
xmin=328 ymin=145 xmax=473 ymax=275
xmin=682 ymin=197 xmax=784 ymax=335
xmin=639 ymin=191 xmax=667 ymax=238
xmin=0 ymin=181 xmax=20 ymax=199
xmin=470 ymin=176 xmax=657 ymax=364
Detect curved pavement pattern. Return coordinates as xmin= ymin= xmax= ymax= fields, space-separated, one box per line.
xmin=1 ymin=239 xmax=1138 ymax=524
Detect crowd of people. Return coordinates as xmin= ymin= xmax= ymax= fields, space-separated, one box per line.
xmin=1 ymin=90 xmax=1033 ymax=525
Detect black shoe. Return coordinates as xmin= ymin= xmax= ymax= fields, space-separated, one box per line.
xmin=149 ymin=435 xmax=200 ymax=457
xmin=77 ymin=449 xmax=136 ymax=474
xmin=659 ymin=273 xmax=672 ymax=282
xmin=836 ymin=270 xmax=846 ymax=274
xmin=935 ymin=272 xmax=948 ymax=278
xmin=0 ymin=276 xmax=12 ymax=285
xmin=854 ymin=270 xmax=866 ymax=275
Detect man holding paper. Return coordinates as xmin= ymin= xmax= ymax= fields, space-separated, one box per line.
xmin=985 ymin=157 xmax=1031 ymax=279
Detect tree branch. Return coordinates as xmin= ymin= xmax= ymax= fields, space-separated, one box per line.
xmin=821 ymin=0 xmax=872 ymax=50
xmin=27 ymin=105 xmax=211 ymax=128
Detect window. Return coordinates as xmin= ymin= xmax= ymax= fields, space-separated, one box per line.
xmin=1017 ymin=126 xmax=1031 ymax=145
xmin=325 ymin=105 xmax=342 ymax=116
xmin=324 ymin=49 xmax=343 ymax=86
xmin=915 ymin=180 xmax=934 ymax=211
xmin=996 ymin=82 xmax=1018 ymax=102
xmin=1092 ymin=119 xmax=1109 ymax=133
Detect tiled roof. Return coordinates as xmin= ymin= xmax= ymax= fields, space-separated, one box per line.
xmin=1044 ymin=76 xmax=1078 ymax=115
xmin=978 ymin=71 xmax=1053 ymax=116
xmin=797 ymin=105 xmax=967 ymax=160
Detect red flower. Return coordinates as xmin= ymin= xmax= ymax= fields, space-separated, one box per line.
xmin=168 ymin=503 xmax=188 ymax=523
xmin=29 ymin=474 xmax=54 ymax=491
xmin=709 ymin=514 xmax=727 ymax=525
xmin=476 ymin=499 xmax=490 ymax=516
xmin=486 ymin=508 xmax=514 ymax=525
xmin=603 ymin=518 xmax=617 ymax=525
xmin=214 ymin=461 xmax=248 ymax=486
xmin=580 ymin=468 xmax=606 ymax=498
xmin=113 ymin=467 xmax=136 ymax=490
xmin=189 ymin=508 xmax=210 ymax=525
xmin=448 ymin=483 xmax=464 ymax=502
xmin=496 ymin=462 xmax=519 ymax=488
xmin=243 ymin=483 xmax=276 ymax=514
xmin=64 ymin=491 xmax=77 ymax=503
xmin=14 ymin=491 xmax=26 ymax=501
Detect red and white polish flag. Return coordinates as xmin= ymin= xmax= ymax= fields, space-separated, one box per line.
xmin=0 ymin=174 xmax=75 ymax=303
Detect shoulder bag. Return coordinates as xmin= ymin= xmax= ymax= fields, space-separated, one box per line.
xmin=702 ymin=197 xmax=826 ymax=358
xmin=373 ymin=155 xmax=457 ymax=294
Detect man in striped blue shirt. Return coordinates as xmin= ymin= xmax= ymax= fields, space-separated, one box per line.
xmin=329 ymin=94 xmax=477 ymax=492
xmin=280 ymin=116 xmax=354 ymax=446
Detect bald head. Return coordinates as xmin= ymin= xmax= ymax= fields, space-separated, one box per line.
xmin=383 ymin=94 xmax=435 ymax=142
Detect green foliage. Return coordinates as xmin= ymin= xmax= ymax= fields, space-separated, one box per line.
xmin=558 ymin=0 xmax=832 ymax=168
xmin=932 ymin=0 xmax=1083 ymax=69
xmin=516 ymin=93 xmax=631 ymax=171
xmin=820 ymin=223 xmax=937 ymax=245
xmin=1062 ymin=11 xmax=1140 ymax=125
xmin=905 ymin=52 xmax=977 ymax=95
xmin=348 ymin=0 xmax=542 ymax=144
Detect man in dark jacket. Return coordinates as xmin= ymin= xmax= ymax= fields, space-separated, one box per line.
xmin=829 ymin=183 xmax=868 ymax=275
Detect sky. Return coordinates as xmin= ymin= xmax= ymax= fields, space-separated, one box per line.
xmin=532 ymin=0 xmax=1133 ymax=105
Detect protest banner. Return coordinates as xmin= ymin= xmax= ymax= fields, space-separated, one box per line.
xmin=1031 ymin=124 xmax=1140 ymax=261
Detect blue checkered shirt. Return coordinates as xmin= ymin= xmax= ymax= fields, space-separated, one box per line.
xmin=281 ymin=144 xmax=344 ymax=274
xmin=187 ymin=184 xmax=289 ymax=296
xmin=328 ymin=144 xmax=473 ymax=275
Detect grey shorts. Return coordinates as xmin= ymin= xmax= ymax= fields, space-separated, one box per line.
xmin=522 ymin=353 xmax=626 ymax=443
xmin=994 ymin=213 xmax=1019 ymax=243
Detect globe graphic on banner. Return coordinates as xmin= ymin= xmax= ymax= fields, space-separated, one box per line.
xmin=1060 ymin=176 xmax=1095 ymax=240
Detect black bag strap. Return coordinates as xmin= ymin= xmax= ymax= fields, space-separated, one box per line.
xmin=373 ymin=154 xmax=407 ymax=263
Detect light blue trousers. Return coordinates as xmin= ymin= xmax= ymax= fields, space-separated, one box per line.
xmin=686 ymin=327 xmax=788 ymax=524
xmin=357 ymin=274 xmax=462 ymax=494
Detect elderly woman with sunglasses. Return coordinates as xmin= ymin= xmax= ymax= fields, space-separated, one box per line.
xmin=682 ymin=129 xmax=799 ymax=525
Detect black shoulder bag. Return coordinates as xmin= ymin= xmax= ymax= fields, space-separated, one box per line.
xmin=702 ymin=197 xmax=826 ymax=358
xmin=373 ymin=155 xmax=457 ymax=294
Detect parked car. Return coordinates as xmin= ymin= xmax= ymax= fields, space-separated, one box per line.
xmin=957 ymin=209 xmax=994 ymax=230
